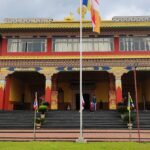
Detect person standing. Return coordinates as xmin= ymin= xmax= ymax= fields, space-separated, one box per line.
xmin=90 ymin=99 xmax=94 ymax=112
xmin=92 ymin=95 xmax=97 ymax=111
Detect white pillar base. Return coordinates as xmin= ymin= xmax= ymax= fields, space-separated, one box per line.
xmin=76 ymin=137 xmax=87 ymax=143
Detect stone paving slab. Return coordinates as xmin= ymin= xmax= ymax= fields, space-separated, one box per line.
xmin=0 ymin=129 xmax=149 ymax=142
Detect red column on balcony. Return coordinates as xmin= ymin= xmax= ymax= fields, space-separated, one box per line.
xmin=47 ymin=38 xmax=52 ymax=53
xmin=114 ymin=36 xmax=119 ymax=53
xmin=0 ymin=38 xmax=2 ymax=55
xmin=1 ymin=37 xmax=7 ymax=55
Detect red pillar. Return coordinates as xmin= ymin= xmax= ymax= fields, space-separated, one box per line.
xmin=0 ymin=79 xmax=5 ymax=110
xmin=0 ymin=38 xmax=2 ymax=56
xmin=45 ymin=76 xmax=52 ymax=107
xmin=0 ymin=88 xmax=5 ymax=110
xmin=1 ymin=37 xmax=7 ymax=55
xmin=47 ymin=38 xmax=52 ymax=53
xmin=115 ymin=77 xmax=123 ymax=103
xmin=114 ymin=37 xmax=119 ymax=53
xmin=45 ymin=87 xmax=51 ymax=103
xmin=3 ymin=77 xmax=12 ymax=110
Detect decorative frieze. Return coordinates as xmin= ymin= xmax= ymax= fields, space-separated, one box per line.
xmin=0 ymin=68 xmax=13 ymax=88
xmin=0 ymin=58 xmax=150 ymax=68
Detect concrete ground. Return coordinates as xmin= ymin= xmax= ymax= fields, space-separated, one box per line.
xmin=0 ymin=129 xmax=149 ymax=142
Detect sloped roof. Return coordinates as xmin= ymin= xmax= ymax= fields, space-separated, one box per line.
xmin=0 ymin=20 xmax=150 ymax=30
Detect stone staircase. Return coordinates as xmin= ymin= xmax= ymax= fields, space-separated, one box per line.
xmin=42 ymin=110 xmax=127 ymax=129
xmin=133 ymin=110 xmax=150 ymax=129
xmin=0 ymin=111 xmax=34 ymax=129
xmin=0 ymin=110 xmax=149 ymax=130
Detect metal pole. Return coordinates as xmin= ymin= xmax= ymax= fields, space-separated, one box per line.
xmin=133 ymin=66 xmax=141 ymax=142
xmin=128 ymin=93 xmax=132 ymax=141
xmin=76 ymin=0 xmax=86 ymax=143
xmin=143 ymin=95 xmax=146 ymax=111
xmin=33 ymin=92 xmax=37 ymax=141
xmin=33 ymin=108 xmax=36 ymax=141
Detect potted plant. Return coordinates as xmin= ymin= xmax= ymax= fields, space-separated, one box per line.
xmin=117 ymin=102 xmax=128 ymax=119
xmin=35 ymin=118 xmax=41 ymax=129
xmin=38 ymin=105 xmax=47 ymax=119
xmin=42 ymin=101 xmax=49 ymax=106
xmin=123 ymin=112 xmax=136 ymax=123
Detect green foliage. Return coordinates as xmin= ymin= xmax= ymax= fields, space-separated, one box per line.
xmin=35 ymin=118 xmax=41 ymax=124
xmin=118 ymin=107 xmax=128 ymax=114
xmin=117 ymin=102 xmax=128 ymax=114
xmin=42 ymin=101 xmax=50 ymax=107
xmin=38 ymin=105 xmax=47 ymax=114
xmin=40 ymin=118 xmax=45 ymax=124
xmin=123 ymin=112 xmax=136 ymax=123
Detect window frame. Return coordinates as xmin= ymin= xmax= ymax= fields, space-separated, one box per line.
xmin=7 ymin=38 xmax=47 ymax=53
xmin=119 ymin=37 xmax=150 ymax=52
xmin=52 ymin=37 xmax=114 ymax=52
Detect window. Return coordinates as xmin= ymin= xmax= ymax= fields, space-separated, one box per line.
xmin=8 ymin=38 xmax=47 ymax=52
xmin=53 ymin=37 xmax=114 ymax=52
xmin=120 ymin=37 xmax=150 ymax=51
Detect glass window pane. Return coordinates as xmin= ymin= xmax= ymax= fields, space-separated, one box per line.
xmin=7 ymin=38 xmax=46 ymax=52
xmin=53 ymin=37 xmax=114 ymax=52
xmin=119 ymin=37 xmax=150 ymax=51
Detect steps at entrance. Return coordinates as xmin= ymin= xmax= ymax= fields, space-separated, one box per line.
xmin=0 ymin=111 xmax=34 ymax=129
xmin=133 ymin=110 xmax=150 ymax=129
xmin=0 ymin=110 xmax=149 ymax=130
xmin=42 ymin=110 xmax=127 ymax=129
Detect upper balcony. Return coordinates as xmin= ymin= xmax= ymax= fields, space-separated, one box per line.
xmin=0 ymin=16 xmax=150 ymax=59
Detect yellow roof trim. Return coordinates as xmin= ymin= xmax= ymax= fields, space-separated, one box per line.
xmin=0 ymin=55 xmax=150 ymax=60
xmin=0 ymin=21 xmax=150 ymax=29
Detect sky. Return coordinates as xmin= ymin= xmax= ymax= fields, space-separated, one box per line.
xmin=0 ymin=0 xmax=149 ymax=21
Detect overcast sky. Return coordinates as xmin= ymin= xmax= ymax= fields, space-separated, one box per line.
xmin=0 ymin=0 xmax=149 ymax=21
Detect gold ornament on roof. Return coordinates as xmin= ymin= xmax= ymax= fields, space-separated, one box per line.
xmin=64 ymin=13 xmax=74 ymax=21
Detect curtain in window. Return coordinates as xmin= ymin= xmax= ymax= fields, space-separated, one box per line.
xmin=7 ymin=38 xmax=46 ymax=52
xmin=53 ymin=38 xmax=113 ymax=52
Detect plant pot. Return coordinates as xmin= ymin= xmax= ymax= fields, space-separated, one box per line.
xmin=121 ymin=114 xmax=125 ymax=120
xmin=127 ymin=123 xmax=133 ymax=129
xmin=40 ymin=113 xmax=45 ymax=119
xmin=36 ymin=123 xmax=41 ymax=129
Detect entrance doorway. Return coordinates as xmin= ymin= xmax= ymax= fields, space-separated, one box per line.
xmin=76 ymin=93 xmax=90 ymax=110
xmin=122 ymin=71 xmax=150 ymax=110
xmin=8 ymin=71 xmax=45 ymax=110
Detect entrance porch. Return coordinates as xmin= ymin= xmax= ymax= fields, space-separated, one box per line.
xmin=57 ymin=71 xmax=114 ymax=110
xmin=4 ymin=71 xmax=45 ymax=110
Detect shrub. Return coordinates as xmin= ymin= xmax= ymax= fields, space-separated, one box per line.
xmin=118 ymin=104 xmax=128 ymax=114
xmin=42 ymin=101 xmax=50 ymax=107
xmin=123 ymin=112 xmax=136 ymax=123
xmin=38 ymin=105 xmax=47 ymax=114
xmin=35 ymin=118 xmax=41 ymax=124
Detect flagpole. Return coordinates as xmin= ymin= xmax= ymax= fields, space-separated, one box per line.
xmin=80 ymin=0 xmax=83 ymax=140
xmin=76 ymin=0 xmax=85 ymax=142
xmin=33 ymin=92 xmax=37 ymax=141
xmin=128 ymin=92 xmax=132 ymax=141
xmin=134 ymin=66 xmax=141 ymax=142
xmin=33 ymin=107 xmax=36 ymax=141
